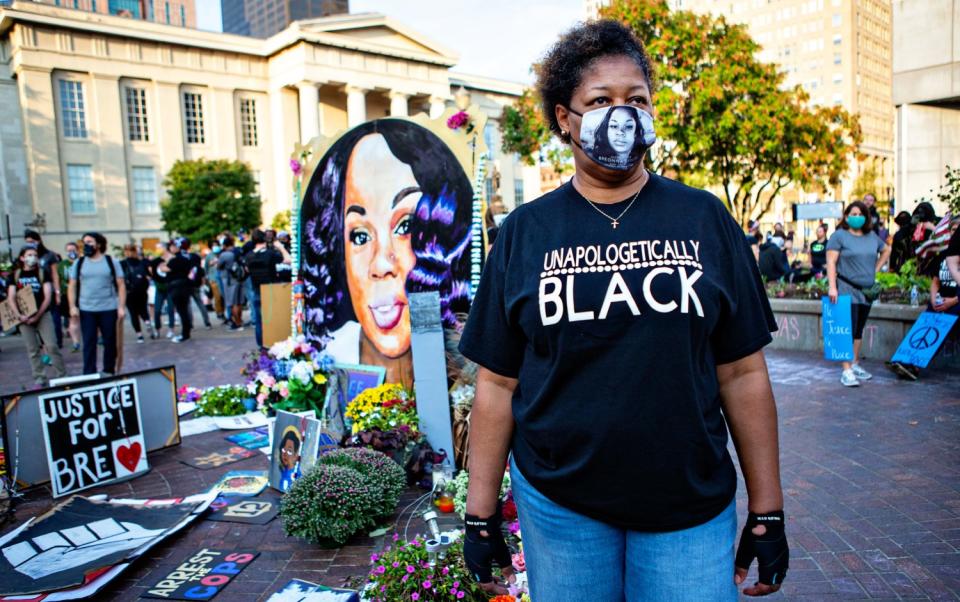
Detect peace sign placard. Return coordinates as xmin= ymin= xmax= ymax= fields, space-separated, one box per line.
xmin=891 ymin=312 xmax=959 ymax=368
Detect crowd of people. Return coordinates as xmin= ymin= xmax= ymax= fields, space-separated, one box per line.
xmin=747 ymin=194 xmax=958 ymax=386
xmin=3 ymin=226 xmax=291 ymax=387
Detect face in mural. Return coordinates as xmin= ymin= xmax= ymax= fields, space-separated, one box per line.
xmin=343 ymin=134 xmax=421 ymax=359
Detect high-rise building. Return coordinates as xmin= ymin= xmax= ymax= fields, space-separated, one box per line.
xmin=22 ymin=0 xmax=195 ymax=27
xmin=586 ymin=0 xmax=894 ymax=214
xmin=221 ymin=0 xmax=350 ymax=38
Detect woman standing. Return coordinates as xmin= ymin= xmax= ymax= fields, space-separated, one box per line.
xmin=8 ymin=245 xmax=66 ymax=387
xmin=68 ymin=232 xmax=125 ymax=375
xmin=460 ymin=21 xmax=786 ymax=601
xmin=120 ymin=244 xmax=156 ymax=343
xmin=826 ymin=201 xmax=891 ymax=387
xmin=810 ymin=224 xmax=828 ymax=277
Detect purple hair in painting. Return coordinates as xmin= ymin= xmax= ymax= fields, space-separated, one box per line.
xmin=300 ymin=119 xmax=475 ymax=343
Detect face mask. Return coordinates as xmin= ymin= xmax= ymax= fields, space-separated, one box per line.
xmin=83 ymin=243 xmax=96 ymax=257
xmin=67 ymin=250 xmax=78 ymax=260
xmin=847 ymin=215 xmax=866 ymax=230
xmin=568 ymin=104 xmax=656 ymax=171
xmin=212 ymin=245 xmax=222 ymax=254
xmin=24 ymin=256 xmax=38 ymax=267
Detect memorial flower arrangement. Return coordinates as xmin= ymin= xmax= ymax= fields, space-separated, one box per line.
xmin=193 ymin=385 xmax=250 ymax=417
xmin=345 ymin=383 xmax=419 ymax=435
xmin=242 ymin=335 xmax=333 ymax=415
xmin=280 ymin=448 xmax=405 ymax=546
xmin=363 ymin=535 xmax=486 ymax=601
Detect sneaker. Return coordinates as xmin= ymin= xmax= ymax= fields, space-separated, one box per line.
xmin=841 ymin=369 xmax=859 ymax=387
xmin=172 ymin=335 xmax=190 ymax=343
xmin=851 ymin=363 xmax=872 ymax=381
xmin=228 ymin=323 xmax=244 ymax=332
xmin=136 ymin=335 xmax=145 ymax=344
xmin=166 ymin=331 xmax=175 ymax=339
xmin=71 ymin=343 xmax=81 ymax=352
xmin=205 ymin=324 xmax=213 ymax=330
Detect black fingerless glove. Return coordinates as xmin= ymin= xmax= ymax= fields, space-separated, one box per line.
xmin=735 ymin=510 xmax=789 ymax=586
xmin=464 ymin=511 xmax=512 ymax=583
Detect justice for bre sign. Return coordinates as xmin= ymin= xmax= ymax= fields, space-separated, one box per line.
xmin=39 ymin=378 xmax=149 ymax=497
xmin=822 ymin=295 xmax=854 ymax=362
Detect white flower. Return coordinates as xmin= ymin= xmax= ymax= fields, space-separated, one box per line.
xmin=246 ymin=382 xmax=257 ymax=394
xmin=269 ymin=339 xmax=295 ymax=360
xmin=289 ymin=360 xmax=315 ymax=385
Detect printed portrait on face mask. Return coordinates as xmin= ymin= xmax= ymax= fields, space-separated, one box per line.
xmin=576 ymin=105 xmax=657 ymax=171
xmin=300 ymin=119 xmax=476 ymax=385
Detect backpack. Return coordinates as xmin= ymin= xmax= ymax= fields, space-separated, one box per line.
xmin=121 ymin=259 xmax=149 ymax=293
xmin=75 ymin=255 xmax=118 ymax=303
xmin=224 ymin=252 xmax=247 ymax=282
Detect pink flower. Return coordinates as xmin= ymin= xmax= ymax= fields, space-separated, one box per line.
xmin=512 ymin=551 xmax=526 ymax=572
xmin=508 ymin=521 xmax=521 ymax=535
xmin=256 ymin=392 xmax=268 ymax=404
xmin=290 ymin=158 xmax=302 ymax=175
xmin=422 ymin=580 xmax=432 ymax=589
xmin=447 ymin=110 xmax=469 ymax=129
xmin=441 ymin=567 xmax=449 ymax=575
xmin=279 ymin=384 xmax=290 ymax=398
xmin=402 ymin=574 xmax=409 ymax=582
xmin=406 ymin=565 xmax=415 ymax=573
xmin=411 ymin=594 xmax=420 ymax=601
xmin=262 ymin=375 xmax=276 ymax=388
xmin=375 ymin=565 xmax=386 ymax=574
xmin=457 ymin=592 xmax=465 ymax=599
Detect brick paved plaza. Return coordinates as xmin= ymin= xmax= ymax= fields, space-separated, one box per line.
xmin=1 ymin=319 xmax=958 ymax=600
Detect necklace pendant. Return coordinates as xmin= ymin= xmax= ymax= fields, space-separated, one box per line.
xmin=612 ymin=220 xmax=619 ymax=229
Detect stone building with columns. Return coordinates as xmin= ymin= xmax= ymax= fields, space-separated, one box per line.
xmin=0 ymin=1 xmax=539 ymax=250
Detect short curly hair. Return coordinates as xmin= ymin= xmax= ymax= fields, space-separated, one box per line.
xmin=536 ymin=20 xmax=656 ymax=141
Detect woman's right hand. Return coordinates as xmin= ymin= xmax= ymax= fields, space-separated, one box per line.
xmin=828 ymin=285 xmax=838 ymax=304
xmin=464 ymin=511 xmax=516 ymax=595
xmin=70 ymin=306 xmax=80 ymax=318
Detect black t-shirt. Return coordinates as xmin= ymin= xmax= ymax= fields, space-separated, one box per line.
xmin=165 ymin=253 xmax=193 ymax=285
xmin=937 ymin=253 xmax=958 ymax=298
xmin=459 ymin=175 xmax=776 ymax=531
xmin=947 ymin=230 xmax=960 ymax=258
xmin=810 ymin=240 xmax=827 ymax=271
xmin=245 ymin=247 xmax=283 ymax=286
xmin=758 ymin=242 xmax=788 ymax=281
xmin=15 ymin=268 xmax=45 ymax=311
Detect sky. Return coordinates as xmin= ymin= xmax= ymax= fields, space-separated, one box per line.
xmin=195 ymin=0 xmax=585 ymax=84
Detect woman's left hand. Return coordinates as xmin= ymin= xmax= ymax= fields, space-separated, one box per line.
xmin=933 ymin=298 xmax=958 ymax=312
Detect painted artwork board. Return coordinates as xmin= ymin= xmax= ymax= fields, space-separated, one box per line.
xmin=38 ymin=378 xmax=149 ymax=497
xmin=265 ymin=579 xmax=360 ymax=601
xmin=181 ymin=447 xmax=258 ymax=470
xmin=205 ymin=493 xmax=280 ymax=525
xmin=210 ymin=471 xmax=269 ymax=497
xmin=269 ymin=411 xmax=322 ymax=492
xmin=261 ymin=282 xmax=292 ymax=348
xmin=143 ymin=549 xmax=258 ymax=600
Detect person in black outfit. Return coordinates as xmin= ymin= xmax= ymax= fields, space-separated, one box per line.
xmin=120 ymin=244 xmax=155 ymax=342
xmin=810 ymin=224 xmax=828 ymax=277
xmin=180 ymin=238 xmax=212 ymax=329
xmin=162 ymin=239 xmax=194 ymax=343
xmin=244 ymin=229 xmax=291 ymax=348
xmin=758 ymin=237 xmax=790 ymax=282
xmin=888 ymin=211 xmax=913 ymax=275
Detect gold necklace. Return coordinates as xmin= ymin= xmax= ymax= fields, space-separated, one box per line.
xmin=578 ymin=172 xmax=646 ymax=229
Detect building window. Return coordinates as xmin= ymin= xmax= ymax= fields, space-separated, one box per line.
xmin=833 ymin=52 xmax=842 ymax=65
xmin=58 ymin=80 xmax=87 ymax=139
xmin=833 ymin=34 xmax=842 ymax=45
xmin=132 ymin=166 xmax=158 ymax=213
xmin=483 ymin=122 xmax=497 ymax=160
xmin=67 ymin=164 xmax=96 ymax=214
xmin=832 ymin=13 xmax=841 ymax=26
xmin=833 ymin=73 xmax=843 ymax=84
xmin=485 ymin=177 xmax=494 ymax=201
xmin=182 ymin=91 xmax=205 ymax=144
xmin=165 ymin=1 xmax=170 ymax=23
xmin=514 ymin=179 xmax=524 ymax=203
xmin=125 ymin=87 xmax=149 ymax=142
xmin=179 ymin=4 xmax=185 ymax=25
xmin=252 ymin=170 xmax=261 ymax=196
xmin=240 ymin=98 xmax=258 ymax=146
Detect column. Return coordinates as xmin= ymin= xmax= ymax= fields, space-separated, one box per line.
xmin=269 ymin=86 xmax=291 ymax=223
xmin=90 ymin=74 xmax=130 ymax=232
xmin=388 ymin=91 xmax=409 ymax=117
xmin=297 ymin=82 xmax=320 ymax=142
xmin=429 ymin=95 xmax=446 ymax=119
xmin=345 ymin=85 xmax=367 ymax=127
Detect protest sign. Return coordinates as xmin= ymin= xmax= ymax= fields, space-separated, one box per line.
xmin=891 ymin=312 xmax=959 ymax=368
xmin=822 ymin=295 xmax=854 ymax=362
xmin=206 ymin=494 xmax=279 ymax=525
xmin=181 ymin=447 xmax=258 ymax=470
xmin=269 ymin=411 xmax=322 ymax=493
xmin=210 ymin=471 xmax=268 ymax=496
xmin=0 ymin=287 xmax=38 ymax=332
xmin=265 ymin=579 xmax=359 ymax=601
xmin=38 ymin=378 xmax=148 ymax=497
xmin=143 ymin=548 xmax=258 ymax=600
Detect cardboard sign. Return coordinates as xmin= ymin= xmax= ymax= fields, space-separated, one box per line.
xmin=269 ymin=411 xmax=323 ymax=493
xmin=0 ymin=287 xmax=39 ymax=332
xmin=261 ymin=282 xmax=292 ymax=348
xmin=822 ymin=295 xmax=854 ymax=362
xmin=39 ymin=378 xmax=148 ymax=497
xmin=266 ymin=579 xmax=360 ymax=601
xmin=0 ymin=493 xmax=215 ymax=598
xmin=181 ymin=447 xmax=258 ymax=470
xmin=225 ymin=429 xmax=270 ymax=450
xmin=210 ymin=471 xmax=268 ymax=497
xmin=891 ymin=311 xmax=959 ymax=368
xmin=206 ymin=494 xmax=279 ymax=525
xmin=143 ymin=548 xmax=258 ymax=600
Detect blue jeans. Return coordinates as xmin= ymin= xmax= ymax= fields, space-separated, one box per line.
xmin=154 ymin=286 xmax=175 ymax=330
xmin=79 ymin=309 xmax=118 ymax=375
xmin=251 ymin=286 xmax=262 ymax=348
xmin=510 ymin=458 xmax=738 ymax=602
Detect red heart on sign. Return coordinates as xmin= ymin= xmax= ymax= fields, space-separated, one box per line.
xmin=116 ymin=442 xmax=142 ymax=472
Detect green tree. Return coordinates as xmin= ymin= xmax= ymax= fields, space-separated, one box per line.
xmin=500 ymin=88 xmax=551 ymax=166
xmin=500 ymin=0 xmax=861 ymax=226
xmin=851 ymin=163 xmax=880 ymax=200
xmin=161 ymin=159 xmax=261 ymax=243
xmin=271 ymin=210 xmax=291 ymax=231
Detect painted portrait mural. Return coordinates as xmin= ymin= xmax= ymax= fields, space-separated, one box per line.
xmin=300 ymin=118 xmax=477 ymax=385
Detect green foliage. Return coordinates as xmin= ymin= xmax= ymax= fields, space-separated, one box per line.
xmin=161 ymin=159 xmax=261 ymax=243
xmin=450 ymin=470 xmax=511 ymax=519
xmin=914 ymin=165 xmax=960 ymax=216
xmin=281 ymin=464 xmax=380 ymax=546
xmin=318 ymin=448 xmax=405 ymax=519
xmin=851 ymin=164 xmax=881 ymax=201
xmin=500 ymin=89 xmax=551 ymax=166
xmin=271 ymin=210 xmax=291 ymax=232
xmin=365 ymin=536 xmax=486 ymax=602
xmin=194 ymin=385 xmax=249 ymax=417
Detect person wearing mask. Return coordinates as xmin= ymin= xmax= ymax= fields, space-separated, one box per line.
xmin=244 ymin=229 xmax=291 ymax=349
xmin=24 ymin=230 xmax=62 ymax=346
xmin=120 ymin=243 xmax=155 ymax=343
xmin=460 ymin=21 xmax=786 ymax=600
xmin=180 ymin=238 xmax=212 ymax=329
xmin=239 ymin=233 xmax=257 ymax=327
xmin=215 ymin=235 xmax=245 ymax=330
xmin=826 ymin=201 xmax=891 ymax=387
xmin=59 ymin=241 xmax=82 ymax=351
xmin=205 ymin=241 xmax=226 ymax=323
xmin=810 ymin=224 xmax=828 ymax=277
xmin=745 ymin=220 xmax=762 ymax=262
xmin=862 ymin=193 xmax=882 ymax=231
xmin=150 ymin=241 xmax=178 ymax=338
xmin=889 ymin=218 xmax=960 ymax=381
xmin=68 ymin=232 xmax=125 ymax=375
xmin=911 ymin=202 xmax=941 ymax=276
xmin=889 ymin=211 xmax=914 ymax=274
xmin=772 ymin=222 xmax=786 ymax=241
xmin=161 ymin=239 xmax=195 ymax=343
xmin=8 ymin=245 xmax=67 ymax=387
